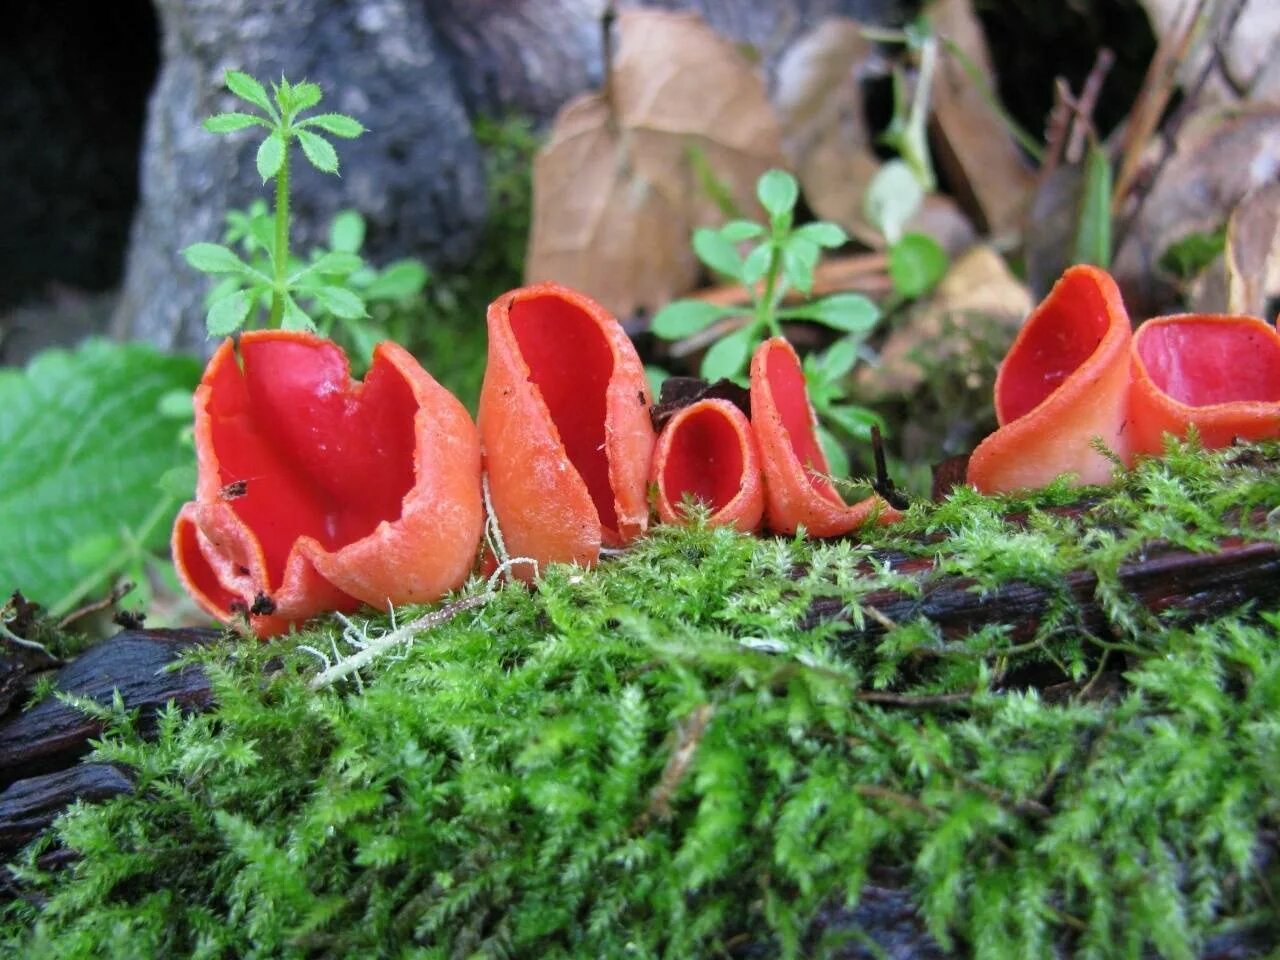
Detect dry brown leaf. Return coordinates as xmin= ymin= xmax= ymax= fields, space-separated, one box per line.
xmin=772 ymin=17 xmax=883 ymax=245
xmin=525 ymin=10 xmax=784 ymax=319
xmin=1138 ymin=0 xmax=1280 ymax=102
xmin=1225 ymin=181 xmax=1280 ymax=319
xmin=858 ymin=245 xmax=1030 ymax=397
xmin=928 ymin=0 xmax=1036 ymax=241
xmin=1112 ymin=104 xmax=1280 ymax=317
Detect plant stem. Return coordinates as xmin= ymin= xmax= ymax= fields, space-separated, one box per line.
xmin=269 ymin=142 xmax=291 ymax=328
xmin=756 ymin=246 xmax=785 ymax=338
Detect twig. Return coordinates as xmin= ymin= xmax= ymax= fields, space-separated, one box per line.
xmin=632 ymin=703 xmax=714 ymax=832
xmin=308 ymin=594 xmax=489 ymax=690
xmin=56 ymin=580 xmax=135 ymax=631
xmin=1065 ymin=48 xmax=1115 ymax=164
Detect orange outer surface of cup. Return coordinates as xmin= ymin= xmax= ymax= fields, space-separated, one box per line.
xmin=1130 ymin=314 xmax=1280 ymax=456
xmin=651 ymin=398 xmax=764 ymax=533
xmin=478 ymin=282 xmax=656 ymax=571
xmin=967 ymin=264 xmax=1134 ymax=493
xmin=749 ymin=337 xmax=902 ymax=537
xmin=172 ymin=330 xmax=483 ymax=638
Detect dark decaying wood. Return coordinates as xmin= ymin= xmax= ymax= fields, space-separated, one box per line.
xmin=0 ymin=628 xmax=218 ymax=795
xmin=0 ymin=764 xmax=133 ymax=852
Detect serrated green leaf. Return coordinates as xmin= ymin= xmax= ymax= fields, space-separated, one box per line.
xmin=863 ymin=160 xmax=922 ymax=244
xmin=224 ymin=71 xmax=274 ymax=116
xmin=719 ymin=220 xmax=766 ymax=243
xmin=757 ymin=169 xmax=799 ymax=221
xmin=650 ymin=300 xmax=730 ymax=340
xmin=1074 ymin=142 xmax=1113 ymax=269
xmin=313 ymin=285 xmax=366 ymax=320
xmin=888 ymin=233 xmax=948 ymax=298
xmin=362 ymin=261 xmax=429 ymax=301
xmin=741 ymin=243 xmax=773 ymax=287
xmin=274 ymin=75 xmax=293 ymax=113
xmin=203 ymin=112 xmax=268 ymax=134
xmin=183 ymin=243 xmax=248 ymax=275
xmin=700 ymin=327 xmax=753 ymax=381
xmin=297 ymin=129 xmax=339 ymax=174
xmin=778 ymin=293 xmax=880 ymax=333
xmin=792 ymin=222 xmax=847 ymax=249
xmin=293 ymin=251 xmax=364 ymax=283
xmin=291 ymin=82 xmax=323 ymax=113
xmin=782 ymin=236 xmax=820 ymax=295
xmin=330 ymin=210 xmax=366 ymax=253
xmin=0 ymin=341 xmax=200 ymax=607
xmin=206 ymin=289 xmax=252 ymax=336
xmin=692 ymin=227 xmax=745 ymax=282
xmin=281 ymin=295 xmax=316 ymax=332
xmin=303 ymin=113 xmax=365 ymax=139
xmin=256 ymin=133 xmax=285 ymax=182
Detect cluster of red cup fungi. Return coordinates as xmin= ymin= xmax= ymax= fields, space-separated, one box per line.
xmin=172 ymin=270 xmax=1280 ymax=637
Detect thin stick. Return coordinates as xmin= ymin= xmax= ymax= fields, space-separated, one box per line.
xmin=309 ymin=595 xmax=489 ymax=690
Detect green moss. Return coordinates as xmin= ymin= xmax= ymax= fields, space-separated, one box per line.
xmin=4 ymin=441 xmax=1280 ymax=957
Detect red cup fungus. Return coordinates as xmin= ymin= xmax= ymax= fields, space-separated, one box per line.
xmin=172 ymin=330 xmax=483 ymax=638
xmin=478 ymin=282 xmax=656 ymax=571
xmin=749 ymin=337 xmax=902 ymax=536
xmin=967 ymin=264 xmax=1134 ymax=493
xmin=1129 ymin=313 xmax=1280 ymax=455
xmin=650 ymin=398 xmax=764 ymax=532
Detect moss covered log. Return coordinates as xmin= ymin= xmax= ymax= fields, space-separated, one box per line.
xmin=2 ymin=440 xmax=1279 ymax=958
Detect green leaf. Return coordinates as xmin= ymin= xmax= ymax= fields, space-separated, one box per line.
xmin=863 ymin=159 xmax=923 ymax=243
xmin=303 ymin=113 xmax=366 ymax=139
xmin=700 ymin=327 xmax=753 ymax=381
xmin=816 ymin=424 xmax=850 ymax=479
xmin=757 ymin=169 xmax=799 ymax=222
xmin=791 ymin=222 xmax=847 ymax=249
xmin=274 ymin=75 xmax=293 ymax=113
xmin=297 ymin=129 xmax=339 ymax=174
xmin=156 ymin=464 xmax=197 ymax=501
xmin=338 ymin=317 xmax=384 ymax=369
xmin=203 ymin=112 xmax=268 ymax=134
xmin=156 ymin=388 xmax=194 ymax=420
xmin=1073 ymin=142 xmax=1113 ymax=268
xmin=650 ymin=300 xmax=731 ymax=340
xmin=256 ymin=133 xmax=286 ymax=182
xmin=817 ymin=338 xmax=860 ymax=381
xmin=782 ymin=236 xmax=820 ymax=295
xmin=281 ymin=295 xmax=316 ymax=332
xmin=330 ymin=210 xmax=366 ymax=253
xmin=741 ymin=243 xmax=773 ymax=287
xmin=297 ymin=251 xmax=365 ymax=280
xmin=291 ymin=82 xmax=323 ymax=113
xmin=362 ymin=261 xmax=429 ymax=301
xmin=778 ymin=293 xmax=880 ymax=333
xmin=888 ymin=233 xmax=948 ymax=298
xmin=224 ymin=70 xmax=274 ymax=116
xmin=823 ymin=403 xmax=886 ymax=441
xmin=0 ymin=341 xmax=200 ymax=607
xmin=719 ymin=220 xmax=766 ymax=243
xmin=644 ymin=364 xmax=669 ymax=401
xmin=313 ymin=285 xmax=366 ymax=320
xmin=183 ymin=243 xmax=248 ymax=275
xmin=692 ymin=227 xmax=745 ymax=282
xmin=206 ymin=289 xmax=252 ymax=336
xmin=1159 ymin=228 xmax=1227 ymax=279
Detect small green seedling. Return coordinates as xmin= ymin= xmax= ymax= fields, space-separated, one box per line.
xmin=183 ymin=71 xmax=367 ymax=335
xmin=651 ymin=169 xmax=887 ymax=476
xmin=651 ymin=169 xmax=881 ymax=383
xmin=209 ymin=201 xmax=429 ymax=368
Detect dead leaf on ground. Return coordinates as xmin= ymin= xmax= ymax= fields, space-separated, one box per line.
xmin=858 ymin=244 xmax=1030 ymax=397
xmin=525 ymin=10 xmax=784 ymax=320
xmin=929 ymin=0 xmax=1036 ymax=242
xmin=1112 ymin=105 xmax=1280 ymax=317
xmin=1138 ymin=0 xmax=1280 ymax=102
xmin=1225 ymin=181 xmax=1280 ymax=319
xmin=772 ymin=17 xmax=883 ymax=245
